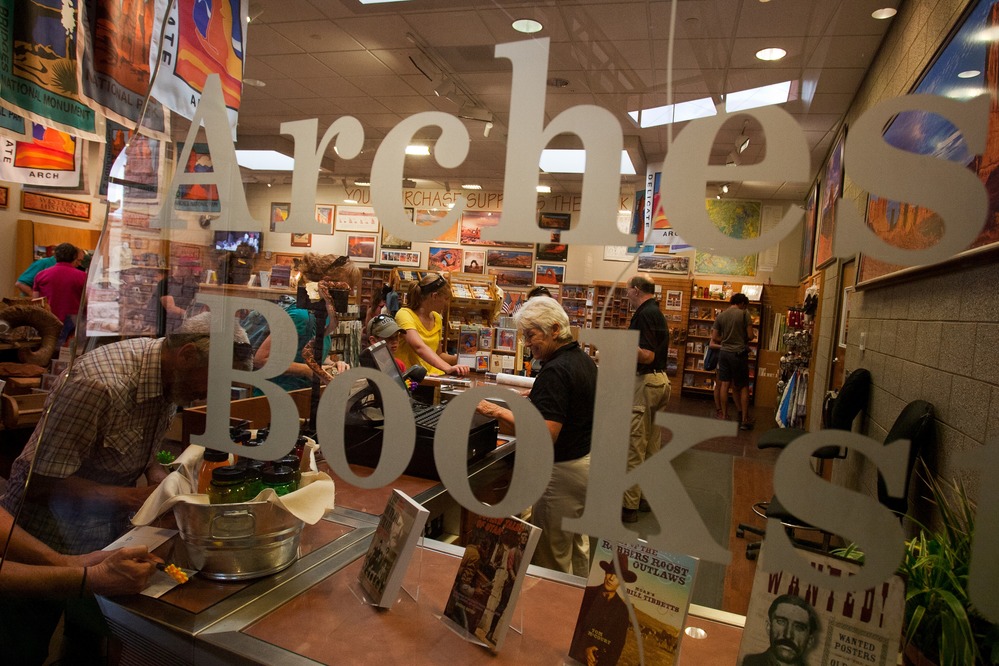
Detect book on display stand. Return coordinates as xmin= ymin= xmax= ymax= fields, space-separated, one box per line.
xmin=440 ymin=513 xmax=540 ymax=652
xmin=737 ymin=543 xmax=905 ymax=666
xmin=567 ymin=538 xmax=698 ymax=665
xmin=355 ymin=490 xmax=429 ymax=608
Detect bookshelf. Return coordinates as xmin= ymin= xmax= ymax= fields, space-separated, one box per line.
xmin=356 ymin=265 xmax=394 ymax=318
xmin=680 ymin=280 xmax=763 ymax=400
xmin=444 ymin=272 xmax=501 ymax=354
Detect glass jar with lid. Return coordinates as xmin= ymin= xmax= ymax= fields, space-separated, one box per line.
xmin=262 ymin=465 xmax=297 ymax=496
xmin=197 ymin=449 xmax=231 ymax=494
xmin=208 ymin=465 xmax=248 ymax=504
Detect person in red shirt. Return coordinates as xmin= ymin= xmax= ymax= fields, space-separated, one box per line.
xmin=32 ymin=242 xmax=86 ymax=346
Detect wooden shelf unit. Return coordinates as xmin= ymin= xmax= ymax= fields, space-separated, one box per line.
xmin=680 ymin=280 xmax=764 ymax=399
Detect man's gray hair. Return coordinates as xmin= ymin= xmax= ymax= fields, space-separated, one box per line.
xmin=514 ymin=296 xmax=573 ymax=343
xmin=166 ymin=312 xmax=252 ymax=370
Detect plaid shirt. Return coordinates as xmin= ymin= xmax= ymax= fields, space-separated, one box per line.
xmin=1 ymin=338 xmax=176 ymax=554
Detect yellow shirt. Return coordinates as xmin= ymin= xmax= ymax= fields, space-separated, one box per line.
xmin=394 ymin=307 xmax=444 ymax=375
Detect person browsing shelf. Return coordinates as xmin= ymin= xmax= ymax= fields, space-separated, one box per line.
xmin=711 ymin=292 xmax=756 ymax=430
xmin=394 ymin=273 xmax=469 ymax=377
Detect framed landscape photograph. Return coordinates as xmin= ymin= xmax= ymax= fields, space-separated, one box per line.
xmin=488 ymin=268 xmax=534 ymax=289
xmin=536 ymin=231 xmax=568 ymax=262
xmin=346 ymin=234 xmax=377 ymax=262
xmin=415 ymin=208 xmax=460 ymax=243
xmin=335 ymin=205 xmax=379 ymax=232
xmin=428 ymin=246 xmax=462 ymax=272
xmin=461 ymin=210 xmax=532 ymax=247
xmin=462 ymin=250 xmax=485 ymax=274
xmin=290 ymin=233 xmax=312 ymax=248
xmin=535 ymin=264 xmax=565 ymax=284
xmin=538 ymin=212 xmax=571 ymax=230
xmin=381 ymin=208 xmax=414 ymax=248
xmin=486 ymin=248 xmax=533 ymax=269
xmin=638 ymin=252 xmax=690 ymax=275
xmin=0 ymin=185 xmax=8 ymax=208
xmin=379 ymin=249 xmax=421 ymax=267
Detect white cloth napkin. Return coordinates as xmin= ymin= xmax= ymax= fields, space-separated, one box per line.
xmin=132 ymin=442 xmax=334 ymax=526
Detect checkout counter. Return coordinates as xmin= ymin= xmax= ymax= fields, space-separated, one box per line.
xmin=98 ymin=376 xmax=746 ymax=664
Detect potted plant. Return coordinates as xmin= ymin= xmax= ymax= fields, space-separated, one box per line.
xmin=897 ymin=463 xmax=999 ymax=666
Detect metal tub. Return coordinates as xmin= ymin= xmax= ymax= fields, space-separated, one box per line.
xmin=173 ymin=501 xmax=303 ymax=581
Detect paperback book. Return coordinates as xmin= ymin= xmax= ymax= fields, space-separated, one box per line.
xmin=737 ymin=544 xmax=905 ymax=666
xmin=442 ymin=514 xmax=540 ymax=651
xmin=358 ymin=490 xmax=430 ymax=608
xmin=568 ymin=539 xmax=698 ymax=666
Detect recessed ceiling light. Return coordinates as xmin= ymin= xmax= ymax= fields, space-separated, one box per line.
xmin=512 ymin=19 xmax=543 ymax=34
xmin=871 ymin=8 xmax=897 ymax=20
xmin=461 ymin=183 xmax=482 ymax=190
xmin=755 ymin=47 xmax=787 ymax=61
xmin=537 ymin=185 xmax=552 ymax=193
xmin=343 ymin=198 xmax=357 ymax=204
xmin=405 ymin=145 xmax=430 ymax=156
xmin=354 ymin=180 xmax=370 ymax=187
xmin=359 ymin=0 xmax=414 ymax=4
xmin=958 ymin=70 xmax=981 ymax=79
xmin=243 ymin=78 xmax=266 ymax=87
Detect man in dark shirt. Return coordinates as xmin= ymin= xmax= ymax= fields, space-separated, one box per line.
xmin=476 ymin=296 xmax=596 ymax=576
xmin=622 ymin=276 xmax=671 ymax=523
xmin=712 ymin=293 xmax=756 ymax=430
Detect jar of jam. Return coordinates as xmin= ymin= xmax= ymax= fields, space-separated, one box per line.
xmin=277 ymin=455 xmax=303 ymax=486
xmin=197 ymin=449 xmax=231 ymax=494
xmin=262 ymin=465 xmax=297 ymax=496
xmin=236 ymin=460 xmax=265 ymax=499
xmin=208 ymin=466 xmax=248 ymax=504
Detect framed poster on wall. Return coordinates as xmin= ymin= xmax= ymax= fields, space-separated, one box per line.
xmin=814 ymin=127 xmax=845 ymax=270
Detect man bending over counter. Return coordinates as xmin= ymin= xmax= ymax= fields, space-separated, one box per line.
xmin=0 ymin=312 xmax=253 ymax=555
xmin=475 ymin=296 xmax=596 ymax=576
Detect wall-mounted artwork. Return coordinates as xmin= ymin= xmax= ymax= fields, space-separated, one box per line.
xmin=859 ymin=0 xmax=999 ymax=286
xmin=415 ymin=208 xmax=460 ymax=243
xmin=538 ymin=212 xmax=571 ymax=230
xmin=638 ymin=253 xmax=690 ymax=275
xmin=486 ymin=249 xmax=533 ymax=269
xmin=461 ymin=210 xmax=532 ymax=247
xmin=463 ymin=250 xmax=485 ymax=274
xmin=315 ymin=204 xmax=335 ymax=226
xmin=693 ymin=199 xmax=761 ymax=276
xmin=814 ymin=127 xmax=846 ymax=270
xmin=381 ymin=208 xmax=414 ymax=248
xmin=290 ymin=233 xmax=312 ymax=248
xmin=379 ymin=249 xmax=421 ymax=267
xmin=488 ymin=268 xmax=534 ymax=288
xmin=270 ymin=202 xmax=290 ymax=232
xmin=335 ymin=205 xmax=379 ymax=232
xmin=346 ymin=234 xmax=377 ymax=262
xmin=428 ymin=246 xmax=462 ymax=272
xmin=535 ymin=264 xmax=565 ymax=284
xmin=536 ymin=232 xmax=568 ymax=262
xmin=800 ymin=183 xmax=819 ymax=281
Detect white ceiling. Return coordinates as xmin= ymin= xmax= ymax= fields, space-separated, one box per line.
xmin=211 ymin=0 xmax=902 ymax=201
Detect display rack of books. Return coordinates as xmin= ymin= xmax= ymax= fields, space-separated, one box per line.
xmin=559 ymin=283 xmax=590 ymax=329
xmin=680 ymin=280 xmax=763 ymax=399
xmin=444 ymin=272 xmax=501 ymax=355
xmin=391 ymin=268 xmax=431 ymax=309
xmin=649 ymin=276 xmax=693 ymax=382
xmin=587 ymin=282 xmax=633 ymax=329
xmin=356 ymin=265 xmax=394 ymax=317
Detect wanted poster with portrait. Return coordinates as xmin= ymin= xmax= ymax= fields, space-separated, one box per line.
xmin=738 ymin=545 xmax=905 ymax=666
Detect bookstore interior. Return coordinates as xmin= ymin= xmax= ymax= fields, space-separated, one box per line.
xmin=1 ymin=0 xmax=997 ymax=663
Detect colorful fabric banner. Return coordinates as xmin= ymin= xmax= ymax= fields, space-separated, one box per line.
xmin=149 ymin=0 xmax=248 ymax=132
xmin=0 ymin=120 xmax=83 ymax=187
xmin=77 ymin=0 xmax=170 ymax=136
xmin=0 ymin=0 xmax=102 ymax=141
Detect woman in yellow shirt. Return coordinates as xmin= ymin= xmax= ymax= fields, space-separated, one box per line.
xmin=394 ymin=273 xmax=470 ymax=376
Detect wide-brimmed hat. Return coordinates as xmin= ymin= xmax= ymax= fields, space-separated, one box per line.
xmin=367 ymin=314 xmax=402 ymax=339
xmin=598 ymin=553 xmax=638 ymax=583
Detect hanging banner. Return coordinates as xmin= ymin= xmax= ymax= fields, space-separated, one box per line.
xmin=0 ymin=120 xmax=83 ymax=187
xmin=0 ymin=0 xmax=103 ymax=141
xmin=99 ymin=121 xmax=164 ymax=201
xmin=148 ymin=0 xmax=248 ymax=134
xmin=76 ymin=0 xmax=170 ymax=137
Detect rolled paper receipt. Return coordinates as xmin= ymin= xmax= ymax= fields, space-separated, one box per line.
xmin=495 ymin=373 xmax=536 ymax=389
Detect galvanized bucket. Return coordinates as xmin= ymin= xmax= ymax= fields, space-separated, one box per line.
xmin=173 ymin=500 xmax=303 ymax=581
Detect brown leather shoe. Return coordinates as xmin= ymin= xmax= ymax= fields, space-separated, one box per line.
xmin=622 ymin=508 xmax=639 ymax=523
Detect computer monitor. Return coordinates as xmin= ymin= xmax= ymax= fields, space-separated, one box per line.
xmin=360 ymin=341 xmax=407 ymax=392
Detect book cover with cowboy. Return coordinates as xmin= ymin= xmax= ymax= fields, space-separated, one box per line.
xmin=358 ymin=490 xmax=429 ymax=608
xmin=568 ymin=539 xmax=699 ymax=665
xmin=441 ymin=514 xmax=540 ymax=652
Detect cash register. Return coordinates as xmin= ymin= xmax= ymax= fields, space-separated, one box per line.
xmin=342 ymin=341 xmax=498 ymax=479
